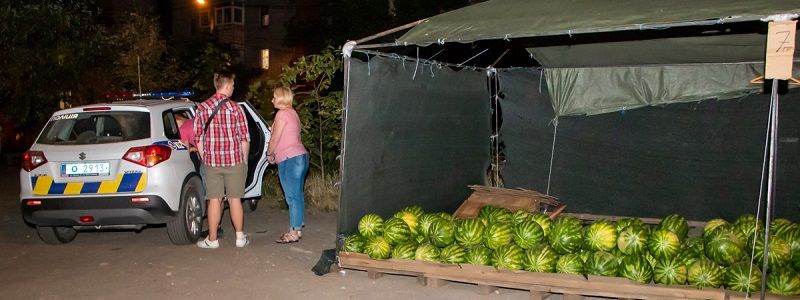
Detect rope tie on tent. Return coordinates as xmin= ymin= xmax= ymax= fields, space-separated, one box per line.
xmin=504 ymin=34 xmax=510 ymax=41
xmin=538 ymin=68 xmax=544 ymax=93
xmin=412 ymin=47 xmax=420 ymax=80
xmin=366 ymin=53 xmax=371 ymax=76
xmin=567 ymin=30 xmax=573 ymax=38
xmin=546 ymin=116 xmax=559 ymax=195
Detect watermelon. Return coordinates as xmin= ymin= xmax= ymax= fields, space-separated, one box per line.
xmin=620 ymin=255 xmax=654 ymax=284
xmin=513 ymin=220 xmax=545 ymax=249
xmin=343 ymin=233 xmax=366 ymax=253
xmin=435 ymin=212 xmax=455 ymax=222
xmin=779 ymin=227 xmax=800 ymax=254
xmin=723 ymin=262 xmax=761 ymax=292
xmin=439 ymin=244 xmax=468 ymax=264
xmin=583 ymin=220 xmax=618 ymax=252
xmin=578 ymin=249 xmax=592 ymax=265
xmin=383 ymin=217 xmax=411 ymax=245
xmin=549 ymin=216 xmax=584 ymax=255
xmin=390 ymin=241 xmax=418 ymax=260
xmin=658 ymin=214 xmax=689 ymax=240
xmin=487 ymin=207 xmax=514 ymax=224
xmin=428 ymin=218 xmax=456 ymax=247
xmin=704 ymin=239 xmax=744 ymax=267
xmin=414 ymin=242 xmax=440 ymax=262
xmin=687 ymin=259 xmax=724 ymax=288
xmin=770 ymin=219 xmax=798 ymax=237
xmin=417 ymin=213 xmax=442 ymax=237
xmin=393 ymin=209 xmax=420 ymax=235
xmin=491 ymin=244 xmax=524 ymax=270
xmin=358 ymin=214 xmax=384 ymax=238
xmin=678 ymin=238 xmax=706 ymax=267
xmin=754 ymin=235 xmax=792 ymax=269
xmin=522 ymin=244 xmax=558 ymax=273
xmin=585 ymin=251 xmax=619 ymax=277
xmin=512 ymin=210 xmax=532 ymax=224
xmin=703 ymin=218 xmax=729 ymax=237
xmin=454 ymin=218 xmax=486 ymax=247
xmin=364 ymin=236 xmax=392 ymax=259
xmin=478 ymin=205 xmax=501 ymax=220
xmin=653 ymin=257 xmax=688 ymax=285
xmin=465 ymin=245 xmax=493 ymax=266
xmin=647 ymin=229 xmax=681 ymax=259
xmin=734 ymin=214 xmax=759 ymax=242
xmin=705 ymin=224 xmax=745 ymax=248
xmin=400 ymin=205 xmax=424 ymax=218
xmin=615 ymin=218 xmax=645 ymax=233
xmin=617 ymin=225 xmax=649 ymax=256
xmin=530 ymin=213 xmax=552 ymax=238
xmin=793 ymin=250 xmax=800 ymax=272
xmin=484 ymin=222 xmax=514 ymax=250
xmin=766 ymin=266 xmax=800 ymax=295
xmin=555 ymin=253 xmax=585 ymax=275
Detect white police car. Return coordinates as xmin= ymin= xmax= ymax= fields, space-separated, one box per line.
xmin=19 ymin=91 xmax=271 ymax=245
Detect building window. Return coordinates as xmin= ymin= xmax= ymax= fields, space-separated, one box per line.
xmin=261 ymin=7 xmax=270 ymax=27
xmin=215 ymin=6 xmax=244 ymax=25
xmin=261 ymin=49 xmax=270 ymax=70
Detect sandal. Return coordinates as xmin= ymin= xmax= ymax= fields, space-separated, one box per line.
xmin=276 ymin=231 xmax=301 ymax=244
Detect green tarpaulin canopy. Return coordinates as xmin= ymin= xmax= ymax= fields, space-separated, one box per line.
xmin=396 ymin=0 xmax=800 ymax=116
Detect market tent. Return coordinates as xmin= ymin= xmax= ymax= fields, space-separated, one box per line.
xmin=338 ymin=0 xmax=800 ymax=233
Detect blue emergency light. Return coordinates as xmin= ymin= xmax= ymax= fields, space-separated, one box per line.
xmin=132 ymin=90 xmax=194 ymax=98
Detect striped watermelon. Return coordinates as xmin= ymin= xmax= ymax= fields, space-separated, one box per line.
xmin=687 ymin=259 xmax=724 ymax=288
xmin=358 ymin=214 xmax=384 ymax=238
xmin=620 ymin=255 xmax=653 ymax=284
xmin=393 ymin=210 xmax=420 ymax=235
xmin=400 ymin=205 xmax=424 ymax=218
xmin=454 ymin=218 xmax=485 ymax=247
xmin=615 ymin=218 xmax=645 ymax=233
xmin=343 ymin=233 xmax=366 ymax=253
xmin=555 ymin=253 xmax=585 ymax=275
xmin=512 ymin=210 xmax=532 ymax=224
xmin=428 ymin=218 xmax=456 ymax=247
xmin=704 ymin=234 xmax=744 ymax=266
xmin=703 ymin=218 xmax=729 ymax=237
xmin=484 ymin=222 xmax=514 ymax=250
xmin=513 ymin=220 xmax=545 ymax=249
xmin=487 ymin=208 xmax=514 ymax=224
xmin=382 ymin=217 xmax=411 ymax=245
xmin=522 ymin=244 xmax=558 ymax=273
xmin=617 ymin=225 xmax=649 ymax=256
xmin=439 ymin=244 xmax=468 ymax=264
xmin=478 ymin=205 xmax=501 ymax=220
xmin=549 ymin=216 xmax=584 ymax=255
xmin=766 ymin=266 xmax=800 ymax=295
xmin=794 ymin=250 xmax=800 ymax=272
xmin=414 ymin=242 xmax=440 ymax=262
xmin=647 ymin=229 xmax=681 ymax=259
xmin=465 ymin=245 xmax=493 ymax=266
xmin=530 ymin=213 xmax=552 ymax=238
xmin=677 ymin=238 xmax=706 ymax=267
xmin=417 ymin=213 xmax=442 ymax=237
xmin=778 ymin=227 xmax=800 ymax=254
xmin=583 ymin=220 xmax=618 ymax=252
xmin=653 ymin=257 xmax=687 ymax=285
xmin=491 ymin=244 xmax=524 ymax=270
xmin=390 ymin=241 xmax=418 ymax=260
xmin=586 ymin=251 xmax=619 ymax=277
xmin=723 ymin=262 xmax=761 ymax=292
xmin=658 ymin=214 xmax=689 ymax=241
xmin=363 ymin=236 xmax=392 ymax=259
xmin=754 ymin=235 xmax=792 ymax=268
xmin=435 ymin=212 xmax=455 ymax=222
xmin=734 ymin=214 xmax=759 ymax=244
xmin=770 ymin=219 xmax=798 ymax=237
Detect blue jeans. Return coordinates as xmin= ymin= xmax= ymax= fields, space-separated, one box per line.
xmin=278 ymin=154 xmax=309 ymax=230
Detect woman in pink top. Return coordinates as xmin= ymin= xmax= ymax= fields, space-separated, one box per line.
xmin=267 ymin=86 xmax=309 ymax=243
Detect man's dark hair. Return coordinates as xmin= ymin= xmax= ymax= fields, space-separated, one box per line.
xmin=213 ymin=70 xmax=236 ymax=90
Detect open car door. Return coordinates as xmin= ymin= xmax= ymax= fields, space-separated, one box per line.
xmin=239 ymin=101 xmax=271 ymax=208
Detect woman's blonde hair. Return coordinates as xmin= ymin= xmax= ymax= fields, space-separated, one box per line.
xmin=273 ymin=86 xmax=294 ymax=107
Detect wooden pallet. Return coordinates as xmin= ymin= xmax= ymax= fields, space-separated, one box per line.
xmin=453 ymin=185 xmax=563 ymax=219
xmin=340 ymin=252 xmax=788 ymax=300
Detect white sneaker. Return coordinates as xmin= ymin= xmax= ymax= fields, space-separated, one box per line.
xmin=197 ymin=237 xmax=219 ymax=249
xmin=235 ymin=234 xmax=250 ymax=248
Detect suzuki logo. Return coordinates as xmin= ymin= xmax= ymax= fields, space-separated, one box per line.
xmin=79 ymin=152 xmax=86 ymax=160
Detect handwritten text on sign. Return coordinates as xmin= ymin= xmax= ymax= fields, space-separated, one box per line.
xmin=765 ymin=20 xmax=796 ymax=80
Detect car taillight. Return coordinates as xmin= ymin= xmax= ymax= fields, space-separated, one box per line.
xmin=22 ymin=151 xmax=48 ymax=171
xmin=123 ymin=145 xmax=172 ymax=167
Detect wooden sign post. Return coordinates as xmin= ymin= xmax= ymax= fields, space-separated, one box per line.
xmin=765 ymin=20 xmax=797 ymax=80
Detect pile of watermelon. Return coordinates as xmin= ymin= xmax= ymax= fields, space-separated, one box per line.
xmin=343 ymin=207 xmax=800 ymax=296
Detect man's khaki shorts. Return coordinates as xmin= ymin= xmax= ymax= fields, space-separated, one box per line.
xmin=203 ymin=163 xmax=246 ymax=199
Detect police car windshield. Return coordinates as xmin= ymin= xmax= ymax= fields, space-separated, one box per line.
xmin=37 ymin=111 xmax=150 ymax=145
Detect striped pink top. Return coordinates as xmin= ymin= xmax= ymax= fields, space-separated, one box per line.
xmin=273 ymin=108 xmax=307 ymax=163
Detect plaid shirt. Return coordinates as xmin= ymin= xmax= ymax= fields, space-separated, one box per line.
xmin=194 ymin=93 xmax=250 ymax=167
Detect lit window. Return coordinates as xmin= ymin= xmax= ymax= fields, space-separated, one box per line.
xmin=215 ymin=6 xmax=244 ymax=25
xmin=261 ymin=7 xmax=270 ymax=27
xmin=261 ymin=49 xmax=269 ymax=70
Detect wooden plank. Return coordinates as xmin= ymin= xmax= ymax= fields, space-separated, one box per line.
xmin=561 ymin=212 xmax=707 ymax=229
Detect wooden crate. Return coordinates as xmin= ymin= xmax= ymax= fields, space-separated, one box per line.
xmin=453 ymin=185 xmax=564 ymax=219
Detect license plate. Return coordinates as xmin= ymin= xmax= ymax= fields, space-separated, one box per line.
xmin=62 ymin=162 xmax=111 ymax=177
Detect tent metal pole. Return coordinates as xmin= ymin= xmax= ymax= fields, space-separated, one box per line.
xmin=759 ymin=78 xmax=780 ymax=299
xmin=337 ymin=54 xmax=353 ymax=234
xmin=353 ymin=19 xmax=425 ymax=45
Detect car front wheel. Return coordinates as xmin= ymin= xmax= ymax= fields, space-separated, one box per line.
xmin=167 ymin=176 xmax=203 ymax=245
xmin=36 ymin=226 xmax=77 ymax=244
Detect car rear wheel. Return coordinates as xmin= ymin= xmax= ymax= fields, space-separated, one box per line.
xmin=243 ymin=198 xmax=258 ymax=213
xmin=36 ymin=226 xmax=77 ymax=244
xmin=167 ymin=176 xmax=203 ymax=245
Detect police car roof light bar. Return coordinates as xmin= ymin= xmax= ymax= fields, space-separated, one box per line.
xmin=132 ymin=90 xmax=194 ymax=98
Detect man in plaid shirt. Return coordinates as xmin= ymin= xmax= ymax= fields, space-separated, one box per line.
xmin=194 ymin=71 xmax=251 ymax=249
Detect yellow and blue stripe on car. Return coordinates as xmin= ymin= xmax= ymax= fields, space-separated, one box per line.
xmin=30 ymin=173 xmax=147 ymax=195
